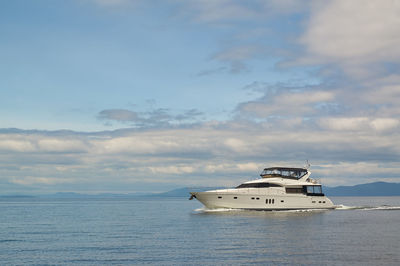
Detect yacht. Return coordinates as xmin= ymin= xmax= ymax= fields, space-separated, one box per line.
xmin=189 ymin=167 xmax=335 ymax=210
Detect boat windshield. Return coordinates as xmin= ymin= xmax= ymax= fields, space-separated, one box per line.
xmin=260 ymin=167 xmax=307 ymax=180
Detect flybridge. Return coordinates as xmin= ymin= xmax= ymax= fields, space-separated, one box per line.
xmin=260 ymin=167 xmax=308 ymax=180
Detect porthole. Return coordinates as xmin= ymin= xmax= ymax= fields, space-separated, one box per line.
xmin=256 ymin=197 xmax=260 ymax=200
xmin=251 ymin=197 xmax=255 ymax=200
xmin=234 ymin=197 xmax=238 ymax=199
xmin=272 ymin=199 xmax=274 ymax=204
xmin=281 ymin=200 xmax=284 ymax=203
xmin=218 ymin=196 xmax=222 ymax=199
xmin=323 ymin=201 xmax=326 ymax=203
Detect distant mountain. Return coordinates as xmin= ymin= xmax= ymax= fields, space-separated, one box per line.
xmin=324 ymin=182 xmax=400 ymax=196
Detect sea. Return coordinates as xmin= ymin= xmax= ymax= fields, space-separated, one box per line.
xmin=1 ymin=196 xmax=399 ymax=265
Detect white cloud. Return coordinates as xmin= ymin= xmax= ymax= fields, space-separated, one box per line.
xmin=223 ymin=138 xmax=248 ymax=153
xmin=318 ymin=117 xmax=370 ymax=131
xmin=315 ymin=161 xmax=400 ymax=182
xmin=236 ymin=162 xmax=259 ymax=172
xmin=1 ymin=121 xmax=399 ymax=192
xmin=363 ymin=84 xmax=400 ymax=107
xmin=0 ymin=138 xmax=36 ymax=152
xmin=319 ymin=117 xmax=400 ymax=132
xmin=299 ymin=0 xmax=400 ymax=77
xmin=238 ymin=90 xmax=335 ymax=118
xmin=37 ymin=138 xmax=88 ymax=153
xmin=370 ymin=118 xmax=400 ymax=132
xmin=0 ymin=134 xmax=88 ymax=153
xmin=148 ymin=165 xmax=195 ymax=175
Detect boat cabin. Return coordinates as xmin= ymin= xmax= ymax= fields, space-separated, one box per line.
xmin=260 ymin=167 xmax=308 ymax=180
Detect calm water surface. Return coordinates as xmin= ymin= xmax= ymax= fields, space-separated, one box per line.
xmin=1 ymin=196 xmax=399 ymax=265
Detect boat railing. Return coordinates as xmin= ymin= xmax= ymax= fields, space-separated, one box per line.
xmin=306 ymin=178 xmax=319 ymax=184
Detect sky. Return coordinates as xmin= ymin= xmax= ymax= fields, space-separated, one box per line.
xmin=1 ymin=0 xmax=400 ymax=194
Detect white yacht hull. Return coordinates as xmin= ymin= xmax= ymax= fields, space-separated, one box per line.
xmin=191 ymin=191 xmax=335 ymax=210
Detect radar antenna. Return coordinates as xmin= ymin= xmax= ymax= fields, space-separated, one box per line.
xmin=305 ymin=160 xmax=311 ymax=169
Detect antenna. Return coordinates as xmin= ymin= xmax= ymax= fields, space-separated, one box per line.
xmin=305 ymin=160 xmax=311 ymax=169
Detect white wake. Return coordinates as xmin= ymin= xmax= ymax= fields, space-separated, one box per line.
xmin=334 ymin=204 xmax=400 ymax=211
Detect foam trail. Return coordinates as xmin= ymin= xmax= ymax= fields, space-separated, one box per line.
xmin=334 ymin=204 xmax=400 ymax=211
xmin=279 ymin=209 xmax=328 ymax=213
xmin=334 ymin=204 xmax=364 ymax=210
xmin=195 ymin=207 xmax=244 ymax=213
xmin=361 ymin=206 xmax=400 ymax=211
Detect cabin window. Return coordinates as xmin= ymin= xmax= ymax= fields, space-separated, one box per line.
xmin=281 ymin=200 xmax=284 ymax=203
xmin=234 ymin=197 xmax=238 ymax=199
xmin=236 ymin=183 xmax=281 ymax=189
xmin=305 ymin=185 xmax=324 ymax=196
xmin=251 ymin=197 xmax=255 ymax=200
xmin=272 ymin=199 xmax=274 ymax=204
xmin=286 ymin=187 xmax=303 ymax=194
xmin=218 ymin=196 xmax=222 ymax=199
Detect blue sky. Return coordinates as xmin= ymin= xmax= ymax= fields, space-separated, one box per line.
xmin=1 ymin=0 xmax=400 ymax=194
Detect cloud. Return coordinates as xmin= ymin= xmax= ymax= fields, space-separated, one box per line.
xmin=299 ymin=0 xmax=400 ymax=78
xmin=318 ymin=117 xmax=370 ymax=131
xmin=370 ymin=118 xmax=400 ymax=132
xmin=237 ymin=89 xmax=335 ymax=118
xmin=1 ymin=118 xmax=399 ymax=193
xmin=0 ymin=134 xmax=88 ymax=153
xmin=209 ymin=45 xmax=264 ymax=73
xmin=0 ymin=138 xmax=36 ymax=152
xmin=319 ymin=116 xmax=400 ymax=133
xmin=98 ymin=108 xmax=204 ymax=128
xmin=98 ymin=109 xmax=139 ymax=122
xmin=360 ymin=83 xmax=400 ymax=116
